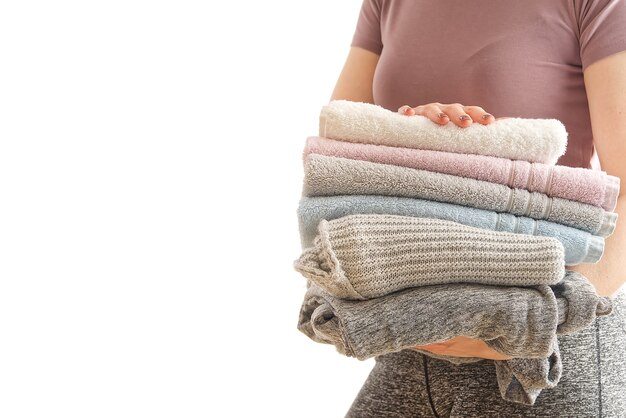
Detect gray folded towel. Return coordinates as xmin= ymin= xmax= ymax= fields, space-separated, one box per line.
xmin=303 ymin=154 xmax=617 ymax=237
xmin=297 ymin=272 xmax=613 ymax=405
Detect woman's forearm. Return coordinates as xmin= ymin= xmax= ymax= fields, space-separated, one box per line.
xmin=567 ymin=193 xmax=626 ymax=297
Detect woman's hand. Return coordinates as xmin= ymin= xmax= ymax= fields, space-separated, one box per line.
xmin=397 ymin=102 xmax=512 ymax=359
xmin=415 ymin=336 xmax=513 ymax=361
xmin=398 ymin=102 xmax=510 ymax=127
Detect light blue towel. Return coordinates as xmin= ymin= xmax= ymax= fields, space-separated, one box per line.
xmin=298 ymin=195 xmax=604 ymax=266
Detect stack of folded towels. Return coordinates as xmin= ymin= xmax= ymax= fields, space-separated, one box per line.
xmin=293 ymin=100 xmax=620 ymax=405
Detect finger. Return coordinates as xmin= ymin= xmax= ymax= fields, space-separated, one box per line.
xmin=397 ymin=105 xmax=416 ymax=116
xmin=413 ymin=103 xmax=449 ymax=125
xmin=441 ymin=103 xmax=473 ymax=127
xmin=463 ymin=106 xmax=495 ymax=125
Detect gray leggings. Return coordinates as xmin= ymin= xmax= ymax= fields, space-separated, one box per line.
xmin=346 ymin=288 xmax=626 ymax=418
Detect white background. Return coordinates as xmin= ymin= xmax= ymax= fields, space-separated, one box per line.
xmin=0 ymin=0 xmax=372 ymax=417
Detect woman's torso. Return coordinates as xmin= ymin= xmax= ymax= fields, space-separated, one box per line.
xmin=365 ymin=0 xmax=598 ymax=168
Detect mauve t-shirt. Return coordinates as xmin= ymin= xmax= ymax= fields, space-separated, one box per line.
xmin=351 ymin=0 xmax=626 ymax=168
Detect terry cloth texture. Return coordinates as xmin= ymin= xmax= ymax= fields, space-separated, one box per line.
xmin=294 ymin=214 xmax=565 ymax=299
xmin=304 ymin=136 xmax=620 ymax=211
xmin=303 ymin=154 xmax=618 ymax=237
xmin=297 ymin=196 xmax=604 ymax=266
xmin=319 ymin=100 xmax=568 ymax=165
xmin=345 ymin=289 xmax=626 ymax=417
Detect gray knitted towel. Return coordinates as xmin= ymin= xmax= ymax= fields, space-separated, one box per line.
xmin=494 ymin=339 xmax=562 ymax=405
xmin=303 ymin=154 xmax=617 ymax=237
xmin=297 ymin=272 xmax=613 ymax=404
xmin=294 ymin=214 xmax=565 ymax=299
xmin=297 ymin=271 xmax=612 ymax=360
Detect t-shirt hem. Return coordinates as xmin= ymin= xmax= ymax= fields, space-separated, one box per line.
xmin=350 ymin=40 xmax=383 ymax=56
xmin=582 ymin=45 xmax=626 ymax=72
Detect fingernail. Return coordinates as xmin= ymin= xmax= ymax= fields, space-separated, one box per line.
xmin=482 ymin=114 xmax=493 ymax=119
xmin=438 ymin=112 xmax=448 ymax=118
xmin=459 ymin=115 xmax=471 ymax=121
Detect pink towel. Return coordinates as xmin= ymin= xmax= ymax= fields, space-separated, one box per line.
xmin=304 ymin=136 xmax=620 ymax=212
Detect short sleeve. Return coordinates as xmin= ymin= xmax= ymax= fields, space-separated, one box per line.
xmin=577 ymin=0 xmax=626 ymax=71
xmin=350 ymin=0 xmax=383 ymax=55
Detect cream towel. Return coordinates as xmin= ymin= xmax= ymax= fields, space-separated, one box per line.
xmin=319 ymin=100 xmax=568 ymax=165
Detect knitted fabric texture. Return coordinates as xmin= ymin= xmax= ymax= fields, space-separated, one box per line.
xmin=297 ymin=272 xmax=612 ymax=405
xmin=410 ymin=342 xmax=563 ymax=405
xmin=493 ymin=337 xmax=562 ymax=405
xmin=409 ymin=337 xmax=562 ymax=406
xmin=319 ymin=100 xmax=568 ymax=165
xmin=303 ymin=154 xmax=617 ymax=237
xmin=297 ymin=271 xmax=613 ymax=360
xmin=297 ymin=195 xmax=604 ymax=265
xmin=305 ymin=136 xmax=620 ymax=211
xmin=294 ymin=214 xmax=565 ymax=300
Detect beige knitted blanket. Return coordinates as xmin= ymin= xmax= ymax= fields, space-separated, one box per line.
xmin=294 ymin=214 xmax=565 ymax=300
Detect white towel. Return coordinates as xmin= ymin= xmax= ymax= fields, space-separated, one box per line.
xmin=319 ymin=100 xmax=568 ymax=165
